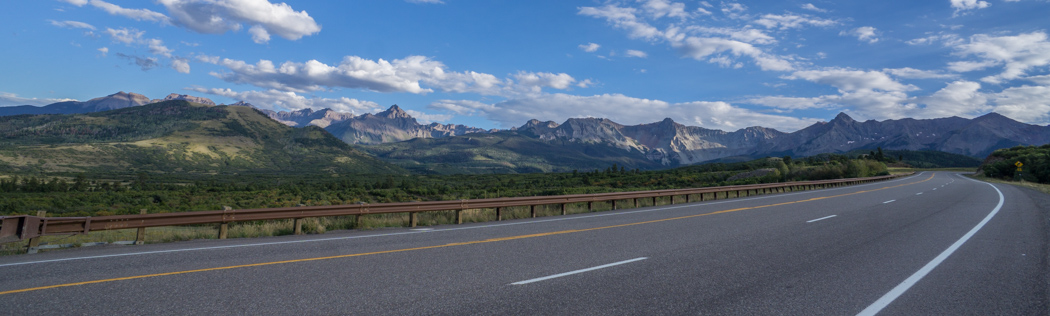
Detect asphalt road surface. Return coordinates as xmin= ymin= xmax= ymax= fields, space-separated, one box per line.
xmin=1 ymin=172 xmax=1047 ymax=315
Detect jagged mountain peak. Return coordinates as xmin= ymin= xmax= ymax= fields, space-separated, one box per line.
xmin=230 ymin=101 xmax=254 ymax=107
xmin=151 ymin=93 xmax=216 ymax=106
xmin=377 ymin=104 xmax=412 ymax=119
xmin=832 ymin=112 xmax=856 ymax=123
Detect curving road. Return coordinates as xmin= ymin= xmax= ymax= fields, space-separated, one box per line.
xmin=0 ymin=172 xmax=1047 ymax=315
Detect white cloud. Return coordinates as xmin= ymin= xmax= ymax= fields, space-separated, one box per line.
xmin=840 ymin=26 xmax=879 ymax=43
xmin=189 ymin=87 xmax=380 ymax=113
xmin=951 ymin=0 xmax=991 ymax=15
xmin=104 ymin=27 xmax=144 ymax=44
xmin=147 ymin=38 xmax=173 ymax=58
xmin=248 ymin=25 xmax=270 ymax=44
xmin=88 ymin=0 xmax=170 ymax=23
xmin=404 ymin=110 xmax=453 ymax=124
xmin=48 ymin=20 xmax=95 ymax=30
xmin=172 ymin=58 xmax=191 ymax=74
xmin=579 ymin=42 xmax=601 ymax=52
xmin=0 ymin=92 xmax=77 ymax=107
xmin=206 ymin=55 xmax=582 ymax=97
xmin=906 ymin=33 xmax=962 ymax=46
xmin=753 ymin=14 xmax=836 ymax=30
xmin=157 ymin=0 xmax=321 ymax=43
xmin=97 ymin=47 xmax=108 ymax=56
xmin=688 ymin=26 xmax=776 ymax=44
xmin=625 ymin=49 xmax=648 ymax=58
xmin=883 ymin=67 xmax=958 ymax=79
xmin=914 ymin=80 xmax=989 ymax=118
xmin=512 ymin=72 xmax=577 ymax=90
xmin=800 ymin=3 xmax=827 ymax=13
xmin=785 ymin=68 xmax=917 ymax=92
xmin=641 ymin=0 xmax=690 ymax=19
xmin=674 ymin=36 xmax=793 ymax=71
xmin=60 ymin=0 xmax=88 ymax=6
xmin=991 ymin=85 xmax=1050 ymax=124
xmin=720 ymin=2 xmax=749 ymax=20
xmin=433 ymin=93 xmax=819 ymax=132
xmin=951 ymin=31 xmax=1050 ymax=84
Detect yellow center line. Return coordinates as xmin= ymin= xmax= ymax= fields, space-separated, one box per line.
xmin=0 ymin=173 xmax=933 ymax=296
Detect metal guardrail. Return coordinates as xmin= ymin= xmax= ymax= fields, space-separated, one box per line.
xmin=1 ymin=173 xmax=909 ymax=246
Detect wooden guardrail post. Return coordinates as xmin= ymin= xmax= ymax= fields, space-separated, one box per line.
xmin=456 ymin=210 xmax=463 ymax=224
xmin=530 ymin=205 xmax=537 ymax=218
xmin=587 ymin=202 xmax=593 ymax=211
xmin=560 ymin=204 xmax=566 ymax=216
xmin=612 ymin=200 xmax=618 ymax=210
xmin=26 ymin=210 xmax=46 ymax=254
xmin=135 ymin=209 xmax=147 ymax=245
xmin=218 ymin=223 xmax=229 ymax=239
xmin=409 ymin=212 xmax=418 ymax=227
xmin=293 ymin=218 xmax=303 ymax=235
xmin=495 ymin=207 xmax=502 ymax=221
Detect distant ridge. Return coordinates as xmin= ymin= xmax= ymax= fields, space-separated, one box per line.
xmin=0 ymin=91 xmax=151 ymax=116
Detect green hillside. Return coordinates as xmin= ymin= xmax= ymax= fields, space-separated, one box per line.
xmin=979 ymin=144 xmax=1050 ymax=183
xmin=361 ymin=131 xmax=666 ymax=174
xmin=0 ymin=101 xmax=403 ymax=175
xmin=844 ymin=149 xmax=981 ymax=168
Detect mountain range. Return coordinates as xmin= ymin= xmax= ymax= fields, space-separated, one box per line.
xmin=2 ymin=91 xmax=1048 ymax=173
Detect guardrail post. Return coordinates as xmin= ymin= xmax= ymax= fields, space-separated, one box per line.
xmin=293 ymin=218 xmax=303 ymax=235
xmin=530 ymin=205 xmax=537 ymax=218
xmin=456 ymin=210 xmax=463 ymax=224
xmin=218 ymin=223 xmax=228 ymax=239
xmin=587 ymin=202 xmax=593 ymax=211
xmin=135 ymin=209 xmax=147 ymax=245
xmin=409 ymin=212 xmax=418 ymax=227
xmin=612 ymin=200 xmax=618 ymax=210
xmin=561 ymin=204 xmax=567 ymax=216
xmin=652 ymin=197 xmax=657 ymax=206
xmin=26 ymin=210 xmax=46 ymax=254
xmin=496 ymin=208 xmax=502 ymax=221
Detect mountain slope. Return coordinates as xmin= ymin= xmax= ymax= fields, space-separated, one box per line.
xmin=0 ymin=100 xmax=403 ymax=175
xmin=362 ymin=131 xmax=664 ymax=174
xmin=0 ymin=91 xmax=151 ymax=116
xmin=325 ymin=105 xmax=491 ymax=144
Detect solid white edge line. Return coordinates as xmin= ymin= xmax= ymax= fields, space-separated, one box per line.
xmin=883 ymin=200 xmax=896 ymax=204
xmin=806 ymin=215 xmax=837 ymax=223
xmin=0 ymin=173 xmax=924 ymax=268
xmin=856 ymin=178 xmax=1004 ymax=316
xmin=511 ymin=257 xmax=648 ymax=285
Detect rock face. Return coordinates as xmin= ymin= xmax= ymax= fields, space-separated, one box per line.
xmin=261 ymin=107 xmax=356 ymax=128
xmin=150 ymin=93 xmax=216 ymax=106
xmin=324 ymin=105 xmax=492 ymax=144
xmin=516 ymin=112 xmax=1050 ymax=165
xmin=0 ymin=91 xmax=151 ymax=116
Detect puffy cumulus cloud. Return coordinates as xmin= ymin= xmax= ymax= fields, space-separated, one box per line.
xmin=625 ymin=49 xmax=648 ymax=58
xmin=0 ymin=92 xmax=77 ymax=107
xmin=951 ymin=31 xmax=1050 ymax=84
xmin=172 ymin=58 xmax=191 ymax=74
xmin=913 ymin=81 xmax=990 ymax=118
xmin=753 ymin=14 xmax=836 ymax=30
xmin=48 ymin=20 xmax=95 ymax=30
xmin=785 ymin=68 xmax=916 ymax=93
xmin=579 ymin=42 xmax=601 ymax=52
xmin=578 ymin=5 xmax=663 ymax=40
xmin=189 ymin=87 xmax=380 ymax=113
xmin=840 ymin=26 xmax=878 ymax=43
xmin=88 ymin=0 xmax=170 ymax=23
xmin=951 ymin=0 xmax=990 ymax=15
xmin=990 ymin=85 xmax=1050 ymax=125
xmin=720 ymin=2 xmax=749 ymax=20
xmin=883 ymin=67 xmax=958 ymax=79
xmin=432 ymin=93 xmax=819 ymax=132
xmin=157 ymin=0 xmax=321 ymax=43
xmin=147 ymin=38 xmax=173 ymax=58
xmin=207 ymin=56 xmax=439 ymax=94
xmin=206 ymin=55 xmax=585 ymax=97
xmin=60 ymin=0 xmax=88 ymax=6
xmin=97 ymin=47 xmax=108 ymax=57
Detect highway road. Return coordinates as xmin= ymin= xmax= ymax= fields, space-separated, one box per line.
xmin=0 ymin=172 xmax=1047 ymax=315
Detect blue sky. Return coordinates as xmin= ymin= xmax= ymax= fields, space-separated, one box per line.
xmin=2 ymin=0 xmax=1049 ymax=132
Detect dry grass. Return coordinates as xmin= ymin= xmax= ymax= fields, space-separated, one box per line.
xmin=1 ymin=187 xmax=810 ymax=255
xmin=969 ymin=175 xmax=1050 ymax=195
